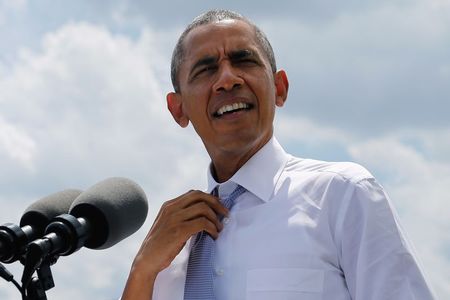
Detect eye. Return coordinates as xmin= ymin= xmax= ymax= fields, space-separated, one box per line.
xmin=235 ymin=58 xmax=259 ymax=66
xmin=194 ymin=65 xmax=217 ymax=77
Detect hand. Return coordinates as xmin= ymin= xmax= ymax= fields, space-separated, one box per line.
xmin=129 ymin=189 xmax=227 ymax=281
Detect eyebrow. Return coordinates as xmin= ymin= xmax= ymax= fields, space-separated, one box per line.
xmin=228 ymin=49 xmax=256 ymax=61
xmin=188 ymin=48 xmax=260 ymax=79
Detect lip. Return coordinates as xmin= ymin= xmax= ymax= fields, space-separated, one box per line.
xmin=210 ymin=97 xmax=254 ymax=119
xmin=214 ymin=108 xmax=252 ymax=121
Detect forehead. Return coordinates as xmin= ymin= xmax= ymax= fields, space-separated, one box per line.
xmin=181 ymin=20 xmax=260 ymax=64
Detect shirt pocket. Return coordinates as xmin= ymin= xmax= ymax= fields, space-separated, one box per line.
xmin=246 ymin=268 xmax=324 ymax=300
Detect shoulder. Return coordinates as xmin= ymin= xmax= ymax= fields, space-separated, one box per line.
xmin=284 ymin=156 xmax=374 ymax=185
xmin=277 ymin=156 xmax=382 ymax=212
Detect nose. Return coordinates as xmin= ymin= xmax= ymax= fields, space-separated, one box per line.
xmin=212 ymin=62 xmax=244 ymax=93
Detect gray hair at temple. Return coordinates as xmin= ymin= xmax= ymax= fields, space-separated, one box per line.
xmin=170 ymin=9 xmax=277 ymax=93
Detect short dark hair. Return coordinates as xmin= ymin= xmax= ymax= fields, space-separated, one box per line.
xmin=170 ymin=9 xmax=277 ymax=93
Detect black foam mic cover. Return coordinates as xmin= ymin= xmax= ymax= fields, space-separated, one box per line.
xmin=20 ymin=189 xmax=83 ymax=236
xmin=0 ymin=189 xmax=81 ymax=263
xmin=69 ymin=177 xmax=148 ymax=249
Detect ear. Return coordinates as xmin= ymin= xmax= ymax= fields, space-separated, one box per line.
xmin=167 ymin=92 xmax=189 ymax=128
xmin=274 ymin=70 xmax=289 ymax=107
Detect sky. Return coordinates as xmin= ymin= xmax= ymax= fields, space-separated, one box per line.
xmin=0 ymin=0 xmax=449 ymax=299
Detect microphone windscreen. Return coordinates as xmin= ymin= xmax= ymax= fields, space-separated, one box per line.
xmin=69 ymin=177 xmax=148 ymax=249
xmin=20 ymin=189 xmax=83 ymax=233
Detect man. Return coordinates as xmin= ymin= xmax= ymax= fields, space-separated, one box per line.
xmin=122 ymin=9 xmax=434 ymax=300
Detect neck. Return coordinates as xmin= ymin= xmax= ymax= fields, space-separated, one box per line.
xmin=208 ymin=136 xmax=271 ymax=183
xmin=211 ymin=152 xmax=252 ymax=183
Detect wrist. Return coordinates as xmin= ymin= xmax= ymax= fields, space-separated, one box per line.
xmin=122 ymin=268 xmax=157 ymax=300
xmin=129 ymin=261 xmax=159 ymax=284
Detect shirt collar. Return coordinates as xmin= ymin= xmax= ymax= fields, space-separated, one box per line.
xmin=206 ymin=136 xmax=290 ymax=202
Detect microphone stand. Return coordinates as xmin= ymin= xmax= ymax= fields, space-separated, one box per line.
xmin=21 ymin=241 xmax=59 ymax=300
xmin=21 ymin=214 xmax=87 ymax=300
xmin=25 ymin=259 xmax=55 ymax=300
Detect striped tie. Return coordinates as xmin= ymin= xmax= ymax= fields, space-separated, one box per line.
xmin=183 ymin=185 xmax=246 ymax=300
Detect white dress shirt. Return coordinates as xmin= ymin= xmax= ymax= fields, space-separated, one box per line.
xmin=152 ymin=137 xmax=434 ymax=299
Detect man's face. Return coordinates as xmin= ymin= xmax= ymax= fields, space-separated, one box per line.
xmin=168 ymin=19 xmax=288 ymax=158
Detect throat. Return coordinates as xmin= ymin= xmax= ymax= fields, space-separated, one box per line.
xmin=209 ymin=147 xmax=258 ymax=183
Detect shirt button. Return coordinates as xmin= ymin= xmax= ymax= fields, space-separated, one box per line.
xmin=215 ymin=268 xmax=224 ymax=276
xmin=223 ymin=217 xmax=230 ymax=225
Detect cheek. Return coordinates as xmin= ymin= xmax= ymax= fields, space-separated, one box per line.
xmin=183 ymin=99 xmax=208 ymax=125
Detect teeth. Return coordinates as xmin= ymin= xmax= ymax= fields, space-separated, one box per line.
xmin=216 ymin=102 xmax=249 ymax=116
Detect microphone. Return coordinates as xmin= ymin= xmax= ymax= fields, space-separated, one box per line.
xmin=21 ymin=177 xmax=148 ymax=292
xmin=0 ymin=189 xmax=82 ymax=263
xmin=27 ymin=177 xmax=148 ymax=258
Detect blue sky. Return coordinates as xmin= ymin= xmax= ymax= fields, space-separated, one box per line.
xmin=1 ymin=0 xmax=449 ymax=298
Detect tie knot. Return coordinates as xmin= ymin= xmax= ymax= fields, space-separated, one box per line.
xmin=216 ymin=185 xmax=246 ymax=210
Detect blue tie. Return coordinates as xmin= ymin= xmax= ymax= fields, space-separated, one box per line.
xmin=184 ymin=185 xmax=246 ymax=300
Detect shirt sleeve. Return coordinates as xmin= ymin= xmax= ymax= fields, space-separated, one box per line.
xmin=338 ymin=178 xmax=435 ymax=299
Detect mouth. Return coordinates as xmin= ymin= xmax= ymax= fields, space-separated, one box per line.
xmin=213 ymin=102 xmax=253 ymax=118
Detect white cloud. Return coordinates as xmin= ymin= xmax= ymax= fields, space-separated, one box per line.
xmin=275 ymin=113 xmax=351 ymax=145
xmin=0 ymin=116 xmax=36 ymax=170
xmin=0 ymin=21 xmax=198 ymax=193
xmin=0 ymin=21 xmax=207 ymax=299
xmin=415 ymin=128 xmax=450 ymax=163
xmin=264 ymin=0 xmax=450 ymax=133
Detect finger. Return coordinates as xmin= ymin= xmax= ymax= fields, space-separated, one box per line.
xmin=184 ymin=217 xmax=220 ymax=240
xmin=180 ymin=190 xmax=229 ymax=216
xmin=177 ymin=202 xmax=223 ymax=232
xmin=162 ymin=190 xmax=228 ymax=217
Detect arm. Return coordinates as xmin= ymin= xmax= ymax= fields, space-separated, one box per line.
xmin=121 ymin=190 xmax=228 ymax=300
xmin=339 ymin=178 xmax=435 ymax=299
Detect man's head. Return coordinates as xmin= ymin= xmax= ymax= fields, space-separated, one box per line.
xmin=166 ymin=9 xmax=288 ymax=180
xmin=171 ymin=9 xmax=277 ymax=93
